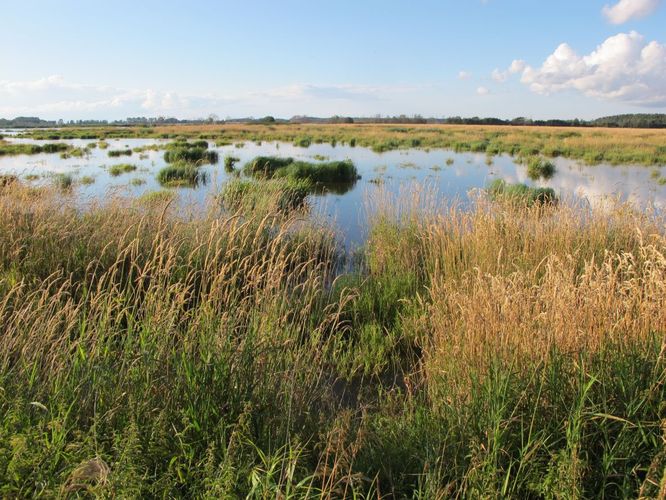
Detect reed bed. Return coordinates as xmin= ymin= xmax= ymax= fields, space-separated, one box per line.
xmin=0 ymin=181 xmax=664 ymax=497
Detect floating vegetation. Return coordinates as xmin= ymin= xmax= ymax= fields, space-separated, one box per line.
xmin=108 ymin=149 xmax=132 ymax=157
xmin=97 ymin=141 xmax=109 ymax=149
xmin=80 ymin=176 xmax=96 ymax=185
xmin=130 ymin=178 xmax=146 ymax=186
xmin=446 ymin=158 xmax=455 ymax=166
xmin=526 ymin=156 xmax=556 ymax=180
xmin=487 ymin=179 xmax=558 ymax=207
xmin=108 ymin=164 xmax=137 ymax=176
xmin=312 ymin=154 xmax=329 ymax=161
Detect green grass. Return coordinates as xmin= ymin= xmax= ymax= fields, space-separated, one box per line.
xmin=526 ymin=156 xmax=557 ymax=180
xmin=224 ymin=155 xmax=240 ymax=172
xmin=0 ymin=142 xmax=69 ymax=156
xmin=53 ymin=173 xmax=74 ymax=190
xmin=487 ymin=178 xmax=558 ymax=207
xmin=0 ymin=184 xmax=663 ymax=497
xmin=108 ymin=164 xmax=137 ymax=176
xmin=245 ymin=156 xmax=359 ymax=185
xmin=156 ymin=162 xmax=207 ymax=187
xmin=130 ymin=177 xmax=146 ymax=186
xmin=108 ymin=149 xmax=132 ymax=157
xmin=163 ymin=142 xmax=218 ymax=164
xmin=80 ymin=175 xmax=96 ymax=185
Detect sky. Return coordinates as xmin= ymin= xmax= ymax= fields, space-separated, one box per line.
xmin=1 ymin=0 xmax=665 ymax=120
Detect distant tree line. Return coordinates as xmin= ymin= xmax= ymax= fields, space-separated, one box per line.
xmin=2 ymin=114 xmax=666 ymax=129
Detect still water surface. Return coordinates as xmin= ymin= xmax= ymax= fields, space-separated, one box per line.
xmin=1 ymin=136 xmax=665 ymax=248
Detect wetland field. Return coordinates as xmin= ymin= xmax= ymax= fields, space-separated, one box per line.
xmin=0 ymin=124 xmax=665 ymax=497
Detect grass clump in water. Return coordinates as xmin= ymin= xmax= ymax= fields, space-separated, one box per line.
xmin=275 ymin=159 xmax=359 ymax=184
xmin=156 ymin=162 xmax=207 ymax=187
xmin=163 ymin=141 xmax=218 ymax=164
xmin=224 ymin=155 xmax=240 ymax=172
xmin=487 ymin=179 xmax=558 ymax=207
xmin=245 ymin=156 xmax=359 ymax=186
xmin=108 ymin=164 xmax=137 ymax=176
xmin=526 ymin=156 xmax=556 ymax=180
xmin=53 ymin=173 xmax=74 ymax=190
xmin=80 ymin=175 xmax=96 ymax=185
xmin=108 ymin=149 xmax=132 ymax=157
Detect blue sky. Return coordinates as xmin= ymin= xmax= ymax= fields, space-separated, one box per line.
xmin=1 ymin=0 xmax=665 ymax=120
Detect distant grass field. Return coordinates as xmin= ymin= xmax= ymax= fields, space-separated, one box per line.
xmin=17 ymin=123 xmax=666 ymax=166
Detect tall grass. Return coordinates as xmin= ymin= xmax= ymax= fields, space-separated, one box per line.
xmin=0 ymin=182 xmax=663 ymax=497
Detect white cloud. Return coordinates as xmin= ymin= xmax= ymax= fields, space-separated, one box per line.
xmin=458 ymin=70 xmax=472 ymax=80
xmin=0 ymin=76 xmax=429 ymax=119
xmin=491 ymin=69 xmax=508 ymax=83
xmin=520 ymin=31 xmax=666 ymax=106
xmin=602 ymin=0 xmax=661 ymax=24
xmin=491 ymin=59 xmax=527 ymax=83
xmin=476 ymin=86 xmax=490 ymax=96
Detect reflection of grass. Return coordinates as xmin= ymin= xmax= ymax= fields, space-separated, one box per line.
xmin=108 ymin=164 xmax=137 ymax=176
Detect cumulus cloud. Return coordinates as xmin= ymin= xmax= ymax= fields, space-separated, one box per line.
xmin=476 ymin=86 xmax=490 ymax=96
xmin=602 ymin=0 xmax=661 ymax=24
xmin=491 ymin=59 xmax=526 ymax=83
xmin=520 ymin=31 xmax=666 ymax=106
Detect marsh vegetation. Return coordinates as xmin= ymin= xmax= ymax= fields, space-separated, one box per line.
xmin=0 ymin=179 xmax=663 ymax=497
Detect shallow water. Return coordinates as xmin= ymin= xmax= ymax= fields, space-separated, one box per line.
xmin=1 ymin=135 xmax=665 ymax=248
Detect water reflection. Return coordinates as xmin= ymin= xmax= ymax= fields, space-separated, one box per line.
xmin=1 ymin=134 xmax=665 ymax=247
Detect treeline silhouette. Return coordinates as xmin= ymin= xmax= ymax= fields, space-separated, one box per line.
xmin=2 ymin=113 xmax=666 ymax=129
